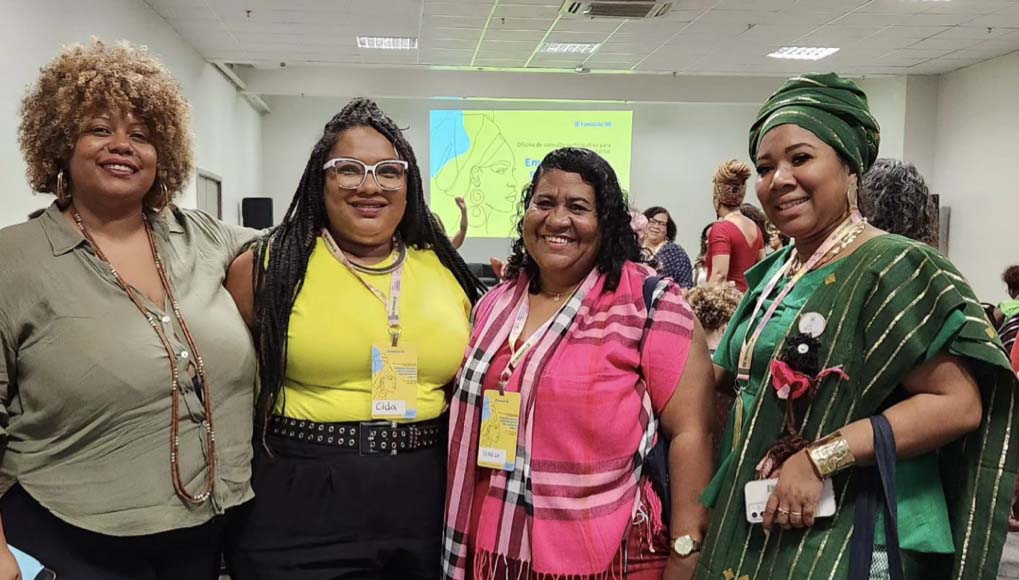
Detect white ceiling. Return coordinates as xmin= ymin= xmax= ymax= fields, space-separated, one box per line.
xmin=144 ymin=0 xmax=1019 ymax=76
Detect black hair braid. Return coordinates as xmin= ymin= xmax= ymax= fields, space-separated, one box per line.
xmin=504 ymin=147 xmax=640 ymax=293
xmin=251 ymin=98 xmax=485 ymax=443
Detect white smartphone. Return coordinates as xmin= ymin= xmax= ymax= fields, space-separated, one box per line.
xmin=744 ymin=477 xmax=837 ymax=524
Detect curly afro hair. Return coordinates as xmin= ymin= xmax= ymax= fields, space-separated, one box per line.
xmin=504 ymin=147 xmax=640 ymax=293
xmin=859 ymin=159 xmax=937 ymax=246
xmin=686 ymin=282 xmax=743 ymax=332
xmin=18 ymin=39 xmax=193 ymax=209
xmin=1003 ymin=265 xmax=1019 ymax=296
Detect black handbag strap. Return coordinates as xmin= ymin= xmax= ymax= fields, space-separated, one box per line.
xmin=638 ymin=276 xmax=672 ymax=522
xmin=639 ymin=276 xmax=662 ymax=353
xmin=848 ymin=414 xmax=904 ymax=580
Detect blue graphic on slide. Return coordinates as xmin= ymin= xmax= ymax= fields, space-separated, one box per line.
xmin=430 ymin=111 xmax=470 ymax=178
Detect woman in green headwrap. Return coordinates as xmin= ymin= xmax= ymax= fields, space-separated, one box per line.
xmin=695 ymin=73 xmax=1018 ymax=580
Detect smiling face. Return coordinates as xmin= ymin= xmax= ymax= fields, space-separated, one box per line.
xmin=645 ymin=211 xmax=669 ymax=245
xmin=523 ymin=169 xmax=602 ymax=289
xmin=67 ymin=108 xmax=157 ymax=206
xmin=323 ymin=125 xmax=408 ymax=256
xmin=753 ymin=124 xmax=854 ymax=243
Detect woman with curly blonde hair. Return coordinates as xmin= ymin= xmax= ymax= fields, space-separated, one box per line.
xmin=705 ymin=159 xmax=765 ymax=291
xmin=685 ymin=282 xmax=744 ymax=354
xmin=0 ymin=40 xmax=257 ymax=580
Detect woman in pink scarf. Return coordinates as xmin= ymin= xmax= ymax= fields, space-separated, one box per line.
xmin=444 ymin=148 xmax=716 ymax=579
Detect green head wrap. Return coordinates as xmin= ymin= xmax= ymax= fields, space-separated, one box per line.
xmin=749 ymin=72 xmax=880 ymax=176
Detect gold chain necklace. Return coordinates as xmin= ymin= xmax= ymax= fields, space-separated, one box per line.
xmin=540 ymin=283 xmax=580 ymax=303
xmin=71 ymin=206 xmax=216 ymax=504
xmin=788 ymin=219 xmax=867 ymax=277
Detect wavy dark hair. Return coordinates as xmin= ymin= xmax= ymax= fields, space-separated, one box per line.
xmin=643 ymin=205 xmax=676 ymax=242
xmin=859 ymin=158 xmax=938 ymax=246
xmin=504 ymin=147 xmax=640 ymax=293
xmin=251 ymin=98 xmax=486 ymax=442
xmin=739 ymin=203 xmax=768 ymax=243
xmin=1004 ymin=265 xmax=1019 ymax=297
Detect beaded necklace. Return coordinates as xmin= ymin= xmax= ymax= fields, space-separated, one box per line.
xmin=71 ymin=206 xmax=215 ymax=504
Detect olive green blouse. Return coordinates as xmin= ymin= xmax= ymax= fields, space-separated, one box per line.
xmin=0 ymin=203 xmax=257 ymax=536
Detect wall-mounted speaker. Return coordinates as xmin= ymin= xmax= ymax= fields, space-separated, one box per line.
xmin=241 ymin=197 xmax=273 ymax=229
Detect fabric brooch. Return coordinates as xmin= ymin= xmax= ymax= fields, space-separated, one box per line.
xmin=756 ymin=331 xmax=849 ymax=479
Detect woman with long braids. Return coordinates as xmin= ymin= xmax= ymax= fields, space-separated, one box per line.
xmin=224 ymin=98 xmax=484 ymax=579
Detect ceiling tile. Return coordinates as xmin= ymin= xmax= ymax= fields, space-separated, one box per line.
xmin=151 ymin=0 xmax=1018 ymax=77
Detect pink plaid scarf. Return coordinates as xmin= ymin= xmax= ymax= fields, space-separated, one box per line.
xmin=443 ymin=262 xmax=695 ymax=579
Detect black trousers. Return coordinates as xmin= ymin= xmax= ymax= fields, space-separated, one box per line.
xmin=225 ymin=431 xmax=446 ymax=580
xmin=0 ymin=484 xmax=226 ymax=580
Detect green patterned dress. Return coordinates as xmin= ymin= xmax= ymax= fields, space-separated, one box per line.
xmin=696 ymin=235 xmax=1018 ymax=580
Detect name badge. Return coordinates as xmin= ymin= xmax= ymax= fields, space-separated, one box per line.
xmin=370 ymin=344 xmax=418 ymax=420
xmin=478 ymin=390 xmax=521 ymax=472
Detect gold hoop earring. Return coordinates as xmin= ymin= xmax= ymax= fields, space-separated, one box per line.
xmin=56 ymin=170 xmax=69 ymax=202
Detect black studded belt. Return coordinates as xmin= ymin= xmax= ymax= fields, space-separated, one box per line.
xmin=268 ymin=415 xmax=445 ymax=456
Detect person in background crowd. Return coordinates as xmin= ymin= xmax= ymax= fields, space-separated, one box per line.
xmin=765 ymin=223 xmax=789 ymax=254
xmin=0 ymin=40 xmax=258 ymax=580
xmin=859 ymin=158 xmax=938 ymax=247
xmin=444 ymin=147 xmax=715 ymax=580
xmin=706 ymin=160 xmax=765 ymax=291
xmin=993 ymin=265 xmax=1019 ymax=329
xmin=685 ymin=282 xmax=744 ymax=356
xmin=225 ymin=98 xmax=485 ymax=579
xmin=630 ymin=209 xmax=656 ymax=266
xmin=643 ymin=206 xmax=694 ymax=288
xmin=452 ymin=196 xmax=468 ymax=249
xmin=686 ymin=281 xmax=745 ymax=458
xmin=697 ymin=72 xmax=1018 ymax=580
xmin=693 ymin=224 xmax=712 ymax=286
xmin=739 ymin=204 xmax=768 ymax=248
xmin=429 ymin=196 xmax=469 ymax=250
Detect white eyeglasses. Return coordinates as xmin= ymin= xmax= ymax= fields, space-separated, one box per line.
xmin=322 ymin=157 xmax=409 ymax=191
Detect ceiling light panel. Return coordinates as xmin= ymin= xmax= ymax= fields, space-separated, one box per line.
xmin=767 ymin=46 xmax=840 ymax=60
xmin=356 ymin=36 xmax=418 ymax=50
xmin=541 ymin=42 xmax=601 ymax=54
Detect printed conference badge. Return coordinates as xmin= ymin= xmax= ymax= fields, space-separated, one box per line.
xmin=478 ymin=390 xmax=521 ymax=472
xmin=370 ymin=345 xmax=418 ymax=420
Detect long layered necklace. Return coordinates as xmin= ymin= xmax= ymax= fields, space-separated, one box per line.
xmin=71 ymin=207 xmax=216 ymax=505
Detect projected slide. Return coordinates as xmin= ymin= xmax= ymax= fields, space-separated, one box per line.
xmin=429 ymin=110 xmax=633 ymax=238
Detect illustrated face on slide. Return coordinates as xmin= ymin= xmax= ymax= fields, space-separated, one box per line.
xmin=524 ymin=169 xmax=602 ymax=287
xmin=468 ymin=138 xmax=520 ymax=219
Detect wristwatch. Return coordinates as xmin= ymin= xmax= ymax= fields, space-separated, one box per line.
xmin=672 ymin=534 xmax=702 ymax=557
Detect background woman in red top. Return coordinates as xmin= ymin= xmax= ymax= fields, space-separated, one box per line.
xmin=705 ymin=159 xmax=765 ymax=292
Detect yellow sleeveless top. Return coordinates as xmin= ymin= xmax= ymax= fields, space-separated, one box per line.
xmin=278 ymin=237 xmax=471 ymax=422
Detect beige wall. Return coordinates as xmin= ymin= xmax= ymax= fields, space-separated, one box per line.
xmin=930 ymin=51 xmax=1019 ymax=301
xmin=0 ymin=0 xmax=263 ymax=227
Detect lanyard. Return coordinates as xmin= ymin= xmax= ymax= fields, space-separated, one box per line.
xmin=735 ymin=212 xmax=863 ymax=382
xmin=322 ymin=228 xmax=404 ymax=346
xmin=497 ymin=290 xmax=574 ymax=394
